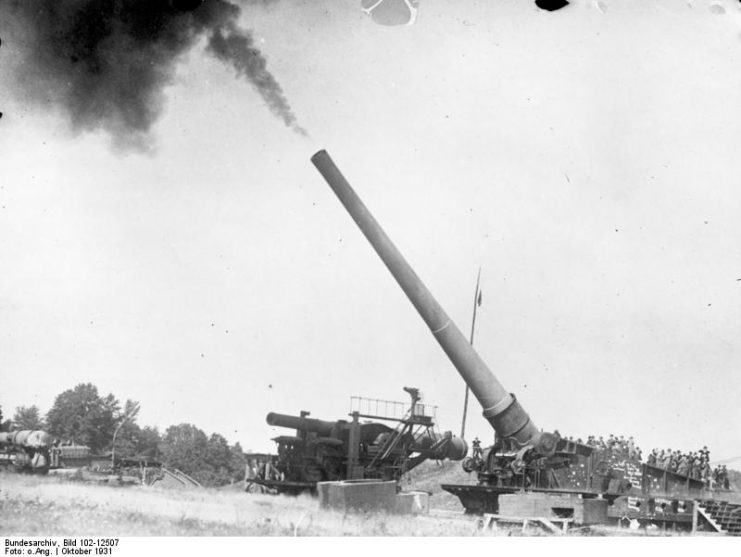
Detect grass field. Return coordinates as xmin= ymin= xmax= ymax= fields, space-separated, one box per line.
xmin=4 ymin=466 xmax=727 ymax=537
xmin=0 ymin=471 xmax=488 ymax=536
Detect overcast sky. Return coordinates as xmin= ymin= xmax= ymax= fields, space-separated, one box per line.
xmin=1 ymin=0 xmax=740 ymax=460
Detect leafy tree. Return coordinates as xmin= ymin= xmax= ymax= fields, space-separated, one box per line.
xmin=229 ymin=442 xmax=247 ymax=483
xmin=134 ymin=425 xmax=162 ymax=459
xmin=0 ymin=405 xmax=10 ymax=431
xmin=113 ymin=423 xmax=162 ymax=462
xmin=159 ymin=425 xmax=246 ymax=486
xmin=12 ymin=405 xmax=45 ymax=430
xmin=204 ymin=433 xmax=232 ymax=485
xmin=160 ymin=423 xmax=210 ymax=482
xmin=45 ymin=383 xmax=121 ymax=453
xmin=729 ymin=468 xmax=741 ymax=491
xmin=111 ymin=399 xmax=141 ymax=461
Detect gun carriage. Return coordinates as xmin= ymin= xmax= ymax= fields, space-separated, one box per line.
xmin=310 ymin=150 xmax=740 ymax=533
xmin=254 ymin=387 xmax=466 ymax=494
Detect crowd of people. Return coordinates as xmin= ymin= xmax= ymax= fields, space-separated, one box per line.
xmin=559 ymin=433 xmax=643 ymax=462
xmin=556 ymin=433 xmax=732 ymax=490
xmin=646 ymin=446 xmax=731 ymax=489
xmin=585 ymin=434 xmax=642 ymax=462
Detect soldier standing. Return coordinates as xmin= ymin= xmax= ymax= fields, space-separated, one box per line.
xmin=667 ymin=450 xmax=676 ymax=470
xmin=472 ymin=437 xmax=483 ymax=460
xmin=596 ymin=436 xmax=606 ymax=460
xmin=618 ymin=435 xmax=627 ymax=459
xmin=701 ymin=460 xmax=711 ymax=486
xmin=692 ymin=454 xmax=702 ymax=480
xmin=722 ymin=465 xmax=730 ymax=490
xmin=627 ymin=436 xmax=636 ymax=460
xmin=677 ymin=454 xmax=690 ymax=477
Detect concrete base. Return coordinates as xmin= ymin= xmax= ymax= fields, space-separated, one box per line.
xmin=498 ymin=492 xmax=608 ymax=525
xmin=317 ymin=480 xmax=430 ymax=515
xmin=395 ymin=491 xmax=430 ymax=515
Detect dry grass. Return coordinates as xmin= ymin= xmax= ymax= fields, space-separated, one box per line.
xmin=2 ymin=470 xmax=710 ymax=537
xmin=402 ymin=459 xmax=478 ymax=510
xmin=0 ymin=472 xmax=487 ymax=536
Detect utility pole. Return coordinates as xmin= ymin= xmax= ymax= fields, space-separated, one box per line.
xmin=460 ymin=267 xmax=482 ymax=439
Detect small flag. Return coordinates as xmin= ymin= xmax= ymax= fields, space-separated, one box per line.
xmin=477 ymin=290 xmax=483 ymax=307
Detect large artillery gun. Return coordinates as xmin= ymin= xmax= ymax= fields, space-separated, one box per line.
xmin=254 ymin=387 xmax=467 ymax=494
xmin=311 ymin=150 xmax=739 ymax=533
xmin=0 ymin=430 xmax=53 ymax=472
xmin=1 ymin=429 xmax=162 ymax=486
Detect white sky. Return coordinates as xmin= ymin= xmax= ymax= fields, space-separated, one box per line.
xmin=1 ymin=0 xmax=740 ymax=461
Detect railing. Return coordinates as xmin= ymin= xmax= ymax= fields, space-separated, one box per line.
xmin=350 ymin=395 xmax=437 ymax=421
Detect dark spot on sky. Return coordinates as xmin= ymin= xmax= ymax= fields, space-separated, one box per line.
xmin=535 ymin=0 xmax=570 ymax=11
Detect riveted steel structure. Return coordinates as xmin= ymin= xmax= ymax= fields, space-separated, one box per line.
xmin=257 ymin=389 xmax=467 ymax=494
xmin=309 ymin=150 xmax=740 ymax=533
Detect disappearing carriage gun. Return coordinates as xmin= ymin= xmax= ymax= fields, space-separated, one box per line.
xmin=1 ymin=430 xmax=98 ymax=474
xmin=0 ymin=430 xmax=53 ymax=472
xmin=255 ymin=387 xmax=467 ymax=494
xmin=311 ymin=150 xmax=738 ymax=531
xmin=1 ymin=430 xmax=167 ymax=486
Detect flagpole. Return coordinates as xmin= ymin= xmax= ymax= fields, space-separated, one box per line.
xmin=460 ymin=267 xmax=482 ymax=439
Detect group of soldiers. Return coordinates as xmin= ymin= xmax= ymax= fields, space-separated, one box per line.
xmin=558 ymin=433 xmax=732 ymax=490
xmin=588 ymin=434 xmax=642 ymax=462
xmin=713 ymin=465 xmax=732 ymax=489
xmin=564 ymin=433 xmax=643 ymax=462
xmin=647 ymin=446 xmax=730 ymax=488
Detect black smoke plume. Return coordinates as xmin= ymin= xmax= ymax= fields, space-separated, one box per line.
xmin=0 ymin=0 xmax=306 ymax=148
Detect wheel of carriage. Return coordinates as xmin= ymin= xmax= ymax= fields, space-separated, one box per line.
xmin=462 ymin=456 xmax=477 ymax=473
xmin=301 ymin=464 xmax=324 ymax=483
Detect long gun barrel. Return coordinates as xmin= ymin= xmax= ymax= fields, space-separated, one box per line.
xmin=0 ymin=430 xmax=53 ymax=449
xmin=266 ymin=412 xmax=342 ymax=437
xmin=311 ymin=150 xmax=542 ymax=447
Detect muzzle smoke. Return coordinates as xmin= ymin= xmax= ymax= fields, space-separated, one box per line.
xmin=0 ymin=0 xmax=306 ymax=149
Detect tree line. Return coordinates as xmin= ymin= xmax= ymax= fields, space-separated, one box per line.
xmin=0 ymin=383 xmax=248 ymax=487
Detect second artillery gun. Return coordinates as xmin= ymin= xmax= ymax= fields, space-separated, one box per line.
xmin=311 ymin=150 xmax=739 ymax=532
xmin=254 ymin=387 xmax=467 ymax=494
xmin=0 ymin=430 xmax=53 ymax=472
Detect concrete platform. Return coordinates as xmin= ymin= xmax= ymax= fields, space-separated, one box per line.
xmin=498 ymin=492 xmax=608 ymax=525
xmin=317 ymin=480 xmax=430 ymax=514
